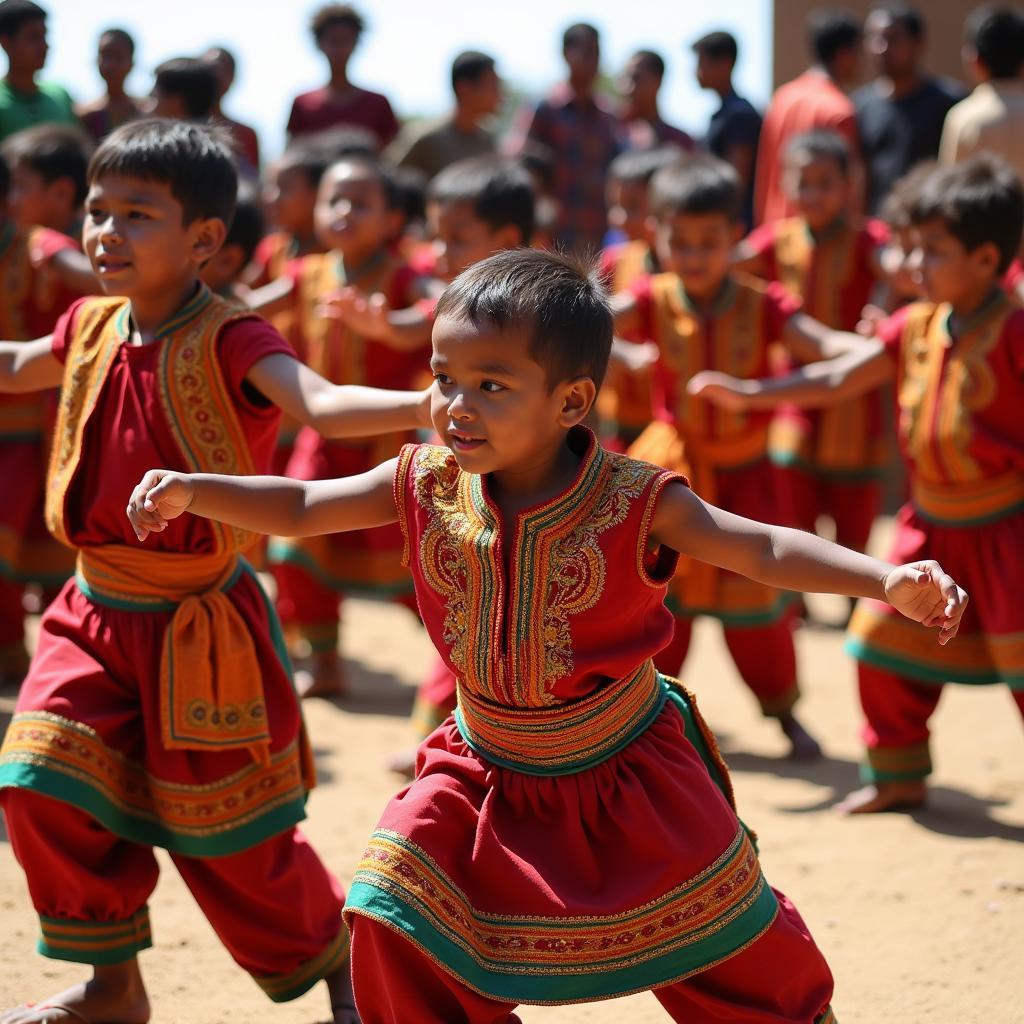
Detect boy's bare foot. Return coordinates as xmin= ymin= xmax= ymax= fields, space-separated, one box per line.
xmin=1 ymin=962 xmax=150 ymax=1024
xmin=385 ymin=748 xmax=417 ymax=779
xmin=836 ymin=781 xmax=927 ymax=815
xmin=778 ymin=713 xmax=823 ymax=760
xmin=324 ymin=964 xmax=360 ymax=1024
xmin=295 ymin=654 xmax=347 ymax=700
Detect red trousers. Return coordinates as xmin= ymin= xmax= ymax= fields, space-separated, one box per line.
xmin=654 ymin=613 xmax=800 ymax=718
xmin=349 ymin=890 xmax=835 ymax=1023
xmin=774 ymin=466 xmax=880 ymax=554
xmin=3 ymin=789 xmax=347 ymax=998
xmin=858 ymin=663 xmax=1024 ymax=782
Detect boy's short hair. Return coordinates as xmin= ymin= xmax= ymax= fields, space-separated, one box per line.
xmin=451 ymin=51 xmax=496 ymax=93
xmin=965 ymin=6 xmax=1024 ymax=79
xmin=871 ymin=3 xmax=925 ymax=39
xmin=224 ymin=181 xmax=264 ymax=266
xmin=311 ymin=3 xmax=365 ymax=43
xmin=277 ymin=143 xmax=333 ymax=191
xmin=806 ymin=9 xmax=862 ymax=67
xmin=0 ymin=0 xmax=45 ymax=38
xmin=691 ymin=30 xmax=739 ymax=64
xmin=326 ymin=155 xmax=402 ymax=210
xmin=2 ymin=123 xmax=92 ymax=204
xmin=608 ymin=146 xmax=683 ymax=186
xmin=301 ymin=124 xmax=378 ymax=162
xmin=563 ymin=22 xmax=599 ymax=50
xmin=631 ymin=49 xmax=665 ymax=79
xmin=429 ymin=155 xmax=535 ymax=245
xmin=100 ymin=26 xmax=134 ymax=56
xmin=436 ymin=248 xmax=611 ymax=390
xmin=879 ymin=160 xmax=935 ymax=230
xmin=650 ymin=155 xmax=741 ymax=221
xmin=89 ymin=119 xmax=238 ymax=227
xmin=785 ymin=129 xmax=851 ymax=177
xmin=154 ymin=57 xmax=219 ymax=120
xmin=910 ymin=153 xmax=1024 ymax=274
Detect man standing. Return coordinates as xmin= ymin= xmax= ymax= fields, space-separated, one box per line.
xmin=692 ymin=30 xmax=762 ymax=229
xmin=0 ymin=0 xmax=75 ymax=142
xmin=619 ymin=49 xmax=694 ymax=152
xmin=854 ymin=5 xmax=965 ymax=214
xmin=506 ymin=23 xmax=621 ymax=253
xmin=385 ymin=51 xmax=500 ymax=181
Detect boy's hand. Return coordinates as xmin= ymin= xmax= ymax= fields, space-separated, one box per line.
xmin=127 ymin=470 xmax=195 ymax=541
xmin=883 ymin=560 xmax=968 ymax=645
xmin=317 ymin=286 xmax=392 ymax=340
xmin=856 ymin=303 xmax=886 ymax=338
xmin=687 ymin=371 xmax=753 ymax=412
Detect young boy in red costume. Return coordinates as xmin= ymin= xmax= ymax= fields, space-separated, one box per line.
xmin=251 ymin=154 xmax=431 ymax=697
xmin=690 ymin=153 xmax=1021 ymax=814
xmin=128 ymin=246 xmax=966 ymax=1023
xmin=0 ymin=119 xmax=430 ymax=1024
xmin=614 ymin=155 xmax=877 ymax=757
xmin=735 ymin=130 xmax=889 ymax=558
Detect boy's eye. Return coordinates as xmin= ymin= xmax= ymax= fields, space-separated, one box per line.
xmin=481 ymin=380 xmax=505 ymax=393
xmin=433 ymin=372 xmax=452 ymax=386
xmin=128 ymin=209 xmax=150 ymax=220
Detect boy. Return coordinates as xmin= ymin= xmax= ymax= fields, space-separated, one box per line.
xmin=689 ymin=154 xmax=1022 ymax=814
xmin=199 ymin=180 xmax=264 ymax=300
xmin=251 ymin=155 xmax=430 ymax=697
xmin=0 ymin=118 xmax=431 ymax=1024
xmin=149 ymin=57 xmax=218 ymax=122
xmin=77 ymin=27 xmax=142 ymax=145
xmin=202 ymin=46 xmax=260 ymax=179
xmin=613 ymin=155 xmax=878 ymax=758
xmin=735 ymin=130 xmax=889 ymax=559
xmin=127 ymin=246 xmax=966 ymax=1022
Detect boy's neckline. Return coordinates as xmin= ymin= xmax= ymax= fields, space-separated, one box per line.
xmin=945 ymin=286 xmax=1006 ymax=339
xmin=678 ymin=276 xmax=737 ymax=317
xmin=121 ymin=283 xmax=213 ymax=346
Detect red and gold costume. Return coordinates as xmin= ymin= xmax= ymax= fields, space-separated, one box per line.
xmin=0 ymin=288 xmax=347 ymax=998
xmin=0 ymin=225 xmax=84 ymax=677
xmin=343 ymin=430 xmax=835 ymax=1022
xmin=626 ymin=273 xmax=802 ymax=716
xmin=268 ymin=251 xmax=427 ymax=654
xmin=847 ymin=292 xmax=1024 ymax=782
xmin=744 ymin=216 xmax=889 ymax=552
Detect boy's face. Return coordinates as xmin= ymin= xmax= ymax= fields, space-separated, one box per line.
xmin=265 ymin=164 xmax=316 ymax=234
xmin=317 ymin=23 xmax=357 ymax=69
xmin=429 ymin=199 xmax=521 ymax=281
xmin=84 ymin=173 xmax=224 ymax=300
xmin=694 ymin=53 xmax=731 ymax=93
xmin=98 ymin=34 xmax=132 ymax=89
xmin=880 ymin=226 xmax=924 ymax=302
xmin=607 ymin=178 xmax=649 ymax=243
xmin=784 ymin=153 xmax=848 ymax=232
xmin=620 ymin=55 xmax=660 ymax=114
xmin=429 ymin=314 xmax=591 ymax=476
xmin=315 ymin=162 xmax=395 ymax=258
xmin=563 ymin=36 xmax=599 ymax=86
xmin=150 ymin=87 xmax=187 ymax=120
xmin=909 ymin=217 xmax=1000 ymax=307
xmin=653 ymin=210 xmax=736 ymax=299
xmin=8 ymin=162 xmax=71 ymax=231
xmin=865 ymin=11 xmax=918 ymax=81
xmin=1 ymin=17 xmax=47 ymax=73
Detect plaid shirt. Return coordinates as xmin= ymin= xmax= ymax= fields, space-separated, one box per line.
xmin=509 ymin=83 xmax=623 ymax=253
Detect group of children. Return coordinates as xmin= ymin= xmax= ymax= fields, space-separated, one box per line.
xmin=0 ymin=95 xmax=1016 ymax=1021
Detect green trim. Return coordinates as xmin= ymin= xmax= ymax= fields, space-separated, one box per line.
xmin=75 ymin=558 xmax=245 ymax=613
xmin=345 ymin=878 xmax=778 ymax=1004
xmin=37 ymin=909 xmax=152 ymax=966
xmin=666 ymin=688 xmax=729 ymax=795
xmin=860 ymin=762 xmax=931 ymax=784
xmin=266 ymin=542 xmax=414 ymax=598
xmin=0 ymin=429 xmax=45 ymax=442
xmin=911 ymin=499 xmax=1024 ymax=528
xmin=844 ymin=637 xmax=1023 ymax=689
xmin=0 ymin=760 xmax=306 ymax=857
xmin=668 ymin=592 xmax=799 ymax=627
xmin=254 ymin=922 xmax=349 ymax=1002
xmin=768 ymin=450 xmax=886 ymax=482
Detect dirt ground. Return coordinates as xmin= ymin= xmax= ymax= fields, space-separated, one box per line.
xmin=1 ymin=531 xmax=1021 ymax=1023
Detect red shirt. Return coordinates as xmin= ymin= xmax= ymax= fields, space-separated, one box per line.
xmin=286 ymin=86 xmax=399 ymax=148
xmin=51 ymin=297 xmax=294 ymax=550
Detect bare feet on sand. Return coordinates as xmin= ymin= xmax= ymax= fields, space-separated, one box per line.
xmin=1 ymin=963 xmax=150 ymax=1024
xmin=295 ymin=653 xmax=348 ymax=699
xmin=836 ymin=781 xmax=927 ymax=815
xmin=778 ymin=712 xmax=823 ymax=760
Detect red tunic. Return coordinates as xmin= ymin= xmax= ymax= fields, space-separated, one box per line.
xmin=343 ymin=429 xmax=782 ymax=1003
xmin=847 ymin=293 xmax=1024 ymax=689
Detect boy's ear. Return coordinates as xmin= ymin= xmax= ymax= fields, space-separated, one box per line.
xmin=493 ymin=224 xmax=524 ymax=251
xmin=557 ymin=375 xmax=597 ymax=428
xmin=190 ymin=216 xmax=228 ymax=265
xmin=49 ymin=177 xmax=75 ymax=211
xmin=971 ymin=240 xmax=1001 ymax=277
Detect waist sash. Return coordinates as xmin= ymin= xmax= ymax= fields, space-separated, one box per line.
xmin=912 ymin=471 xmax=1024 ymax=526
xmin=76 ymin=546 xmax=270 ymax=763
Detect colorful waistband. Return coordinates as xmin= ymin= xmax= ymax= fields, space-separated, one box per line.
xmin=454 ymin=661 xmax=667 ymax=776
xmin=912 ymin=472 xmax=1024 ymax=526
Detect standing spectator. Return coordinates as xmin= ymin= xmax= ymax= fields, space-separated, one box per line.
xmin=692 ymin=30 xmax=762 ymax=229
xmin=854 ymin=5 xmax=965 ymax=214
xmin=0 ymin=0 xmax=75 ymax=142
xmin=939 ymin=6 xmax=1024 ymax=182
xmin=76 ymin=28 xmax=141 ymax=145
xmin=619 ymin=49 xmax=694 ymax=152
xmin=149 ymin=58 xmax=218 ymax=122
xmin=384 ymin=51 xmax=500 ymax=180
xmin=286 ymin=4 xmax=398 ymax=149
xmin=754 ymin=9 xmax=863 ymax=224
xmin=506 ymin=22 xmax=621 ymax=253
xmin=203 ymin=46 xmax=261 ymax=179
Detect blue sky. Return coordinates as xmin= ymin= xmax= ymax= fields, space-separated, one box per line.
xmin=45 ymin=0 xmax=772 ymax=162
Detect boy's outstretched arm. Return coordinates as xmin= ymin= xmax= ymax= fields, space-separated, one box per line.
xmin=650 ymin=482 xmax=967 ymax=645
xmin=127 ymin=459 xmax=399 ymax=543
xmin=0 ymin=336 xmax=63 ymax=393
xmin=317 ymin=286 xmax=433 ymax=352
xmin=245 ymin=353 xmax=432 ymax=437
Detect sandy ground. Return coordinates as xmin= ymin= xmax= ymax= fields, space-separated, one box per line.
xmin=1 ymin=527 xmax=1022 ymax=1023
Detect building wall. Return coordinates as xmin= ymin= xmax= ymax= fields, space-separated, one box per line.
xmin=773 ymin=0 xmax=978 ymax=89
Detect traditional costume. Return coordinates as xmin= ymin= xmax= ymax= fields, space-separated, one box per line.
xmin=0 ymin=288 xmax=347 ymax=998
xmin=846 ymin=292 xmax=1024 ymax=782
